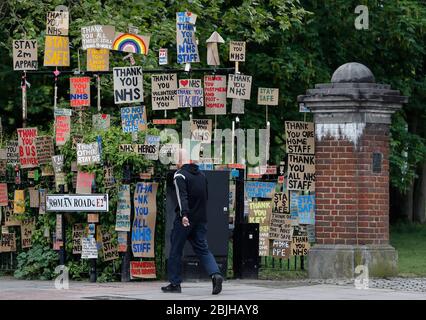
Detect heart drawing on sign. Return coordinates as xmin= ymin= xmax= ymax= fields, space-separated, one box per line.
xmin=180 ymin=80 xmax=189 ymax=87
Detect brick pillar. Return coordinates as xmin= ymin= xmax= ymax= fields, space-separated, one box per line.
xmin=298 ymin=62 xmax=408 ymax=279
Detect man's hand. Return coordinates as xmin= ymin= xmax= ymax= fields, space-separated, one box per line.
xmin=182 ymin=216 xmax=190 ymax=227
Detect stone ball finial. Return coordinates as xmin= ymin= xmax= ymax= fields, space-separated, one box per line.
xmin=331 ymin=62 xmax=375 ymax=83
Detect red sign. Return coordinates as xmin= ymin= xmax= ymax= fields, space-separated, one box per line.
xmin=152 ymin=119 xmax=177 ymax=125
xmin=228 ymin=163 xmax=245 ymax=169
xmin=70 ymin=77 xmax=90 ymax=107
xmin=0 ymin=183 xmax=8 ymax=206
xmin=130 ymin=261 xmax=156 ymax=279
xmin=278 ymin=176 xmax=285 ymax=184
xmin=247 ymin=173 xmax=262 ymax=179
xmin=17 ymin=127 xmax=38 ymax=168
xmin=55 ymin=115 xmax=70 ymax=146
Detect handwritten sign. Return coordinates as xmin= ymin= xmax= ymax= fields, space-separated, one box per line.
xmin=21 ymin=218 xmax=35 ymax=249
xmin=190 ymin=119 xmax=212 ymax=144
xmin=29 ymin=188 xmax=39 ymax=208
xmin=14 ymin=190 xmax=25 ymax=214
xmin=81 ymin=236 xmax=98 ymax=259
xmin=112 ymin=32 xmax=150 ymax=55
xmin=102 ymin=231 xmax=119 ymax=261
xmin=76 ymin=142 xmax=101 ymax=166
xmin=76 ymin=171 xmax=95 ymax=194
xmin=285 ymin=121 xmax=315 ymax=154
xmin=115 ymin=185 xmax=131 ymax=232
xmin=39 ymin=189 xmax=46 ymax=214
xmin=121 ymin=106 xmax=147 ymax=132
xmin=92 ymin=114 xmax=110 ymax=131
xmin=290 ymin=191 xmax=300 ymax=222
xmin=17 ymin=127 xmax=38 ymax=168
xmin=46 ymin=11 xmax=69 ymax=36
xmin=287 ymin=154 xmax=315 ymax=191
xmin=0 ymin=183 xmax=8 ymax=207
xmin=153 ymin=119 xmax=177 ymax=125
xmin=52 ymin=155 xmax=64 ymax=173
xmin=132 ymin=182 xmax=157 ymax=258
xmin=204 ymin=75 xmax=227 ymax=115
xmin=306 ymin=224 xmax=315 ymax=243
xmin=81 ymin=25 xmax=115 ymax=50
xmin=46 ymin=194 xmax=109 ymax=212
xmin=6 ymin=141 xmax=19 ymax=166
xmin=269 ymin=216 xmax=292 ymax=242
xmin=130 ymin=261 xmax=156 ymax=279
xmin=291 ymin=236 xmax=310 ymax=256
xmin=117 ymin=232 xmax=128 ymax=252
xmin=113 ymin=66 xmax=143 ymax=104
xmin=0 ymin=150 xmax=5 ymax=177
xmin=87 ymin=48 xmax=109 ymax=71
xmin=70 ymin=77 xmax=90 ymax=107
xmin=178 ymin=79 xmax=203 ymax=108
xmin=297 ymin=195 xmax=315 ymax=225
xmin=245 ymin=181 xmax=276 ymax=199
xmin=36 ymin=136 xmax=54 ymax=166
xmin=159 ymin=48 xmax=168 ymax=65
xmin=55 ymin=115 xmax=70 ymax=146
xmin=257 ymin=88 xmax=279 ymax=106
xmin=103 ymin=166 xmax=115 ymax=188
xmin=229 ymin=41 xmax=246 ymax=62
xmin=13 ymin=40 xmax=38 ymax=70
xmin=0 ymin=233 xmax=16 ymax=252
xmin=176 ymin=12 xmax=200 ymax=64
xmin=248 ymin=201 xmax=272 ymax=257
xmin=271 ymin=240 xmax=291 ymax=259
xmin=5 ymin=202 xmax=20 ymax=227
xmin=72 ymin=224 xmax=84 ymax=254
xmin=43 ymin=36 xmax=70 ymax=66
xmin=227 ymin=74 xmax=252 ymax=100
xmin=151 ymin=74 xmax=178 ymax=110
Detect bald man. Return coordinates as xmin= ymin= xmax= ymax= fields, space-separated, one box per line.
xmin=161 ymin=149 xmax=223 ymax=294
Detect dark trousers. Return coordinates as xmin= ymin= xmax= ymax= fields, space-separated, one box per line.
xmin=167 ymin=217 xmax=220 ymax=285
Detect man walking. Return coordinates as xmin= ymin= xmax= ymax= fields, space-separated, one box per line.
xmin=161 ymin=149 xmax=224 ymax=294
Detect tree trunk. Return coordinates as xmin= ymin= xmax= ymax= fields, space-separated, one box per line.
xmin=402 ymin=182 xmax=414 ymax=222
xmin=414 ymin=161 xmax=426 ymax=223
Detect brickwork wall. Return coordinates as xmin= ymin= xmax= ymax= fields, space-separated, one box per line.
xmin=315 ymin=123 xmax=390 ymax=245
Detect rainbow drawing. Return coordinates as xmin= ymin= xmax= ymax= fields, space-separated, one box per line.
xmin=112 ymin=33 xmax=150 ymax=55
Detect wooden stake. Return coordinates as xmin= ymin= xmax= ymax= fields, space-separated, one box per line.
xmin=22 ymin=71 xmax=27 ymax=128
xmin=97 ymin=75 xmax=101 ymax=112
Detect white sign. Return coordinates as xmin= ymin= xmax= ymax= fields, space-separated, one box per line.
xmin=46 ymin=194 xmax=109 ymax=212
xmin=81 ymin=237 xmax=98 ymax=259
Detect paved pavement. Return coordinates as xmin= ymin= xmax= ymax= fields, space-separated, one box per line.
xmin=0 ymin=277 xmax=425 ymax=300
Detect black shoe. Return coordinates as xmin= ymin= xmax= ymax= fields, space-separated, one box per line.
xmin=211 ymin=274 xmax=223 ymax=295
xmin=161 ymin=283 xmax=182 ymax=293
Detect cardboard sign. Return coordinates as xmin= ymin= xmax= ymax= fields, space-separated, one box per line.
xmin=6 ymin=141 xmax=19 ymax=166
xmin=29 ymin=188 xmax=40 ymax=208
xmin=117 ymin=231 xmax=128 ymax=252
xmin=121 ymin=106 xmax=147 ymax=132
xmin=46 ymin=11 xmax=69 ymax=36
xmin=46 ymin=194 xmax=109 ymax=212
xmin=103 ymin=166 xmax=115 ymax=188
xmin=229 ymin=41 xmax=246 ymax=62
xmin=87 ymin=214 xmax=99 ymax=224
xmin=0 ymin=233 xmax=16 ymax=252
xmin=43 ymin=36 xmax=70 ymax=66
xmin=159 ymin=48 xmax=168 ymax=65
xmin=36 ymin=136 xmax=54 ymax=166
xmin=289 ymin=191 xmax=300 ymax=222
xmin=291 ymin=236 xmax=311 ymax=256
xmin=248 ymin=201 xmax=272 ymax=257
xmin=55 ymin=172 xmax=67 ymax=192
xmin=269 ymin=216 xmax=292 ymax=242
xmin=287 ymin=154 xmax=315 ymax=191
xmin=130 ymin=261 xmax=156 ymax=279
xmin=102 ymin=231 xmax=119 ymax=261
xmin=115 ymin=184 xmax=131 ymax=232
xmin=81 ymin=236 xmax=98 ymax=259
xmin=151 ymin=74 xmax=178 ymax=110
xmin=13 ymin=190 xmax=25 ymax=214
xmin=0 ymin=183 xmax=8 ymax=207
xmin=0 ymin=150 xmax=6 ymax=177
xmin=178 ymin=79 xmax=203 ymax=108
xmin=271 ymin=240 xmax=291 ymax=259
xmin=227 ymin=74 xmax=252 ymax=100
xmin=55 ymin=115 xmax=71 ymax=146
xmin=297 ymin=194 xmax=315 ymax=225
xmin=4 ymin=202 xmax=20 ymax=226
xmin=39 ymin=189 xmax=46 ymax=214
xmin=55 ymin=214 xmax=63 ymax=241
xmin=72 ymin=223 xmax=84 ymax=254
xmin=81 ymin=25 xmax=115 ymax=50
xmin=76 ymin=142 xmax=101 ymax=166
xmin=190 ymin=119 xmax=212 ymax=144
xmin=52 ymin=155 xmax=64 ymax=173
xmin=306 ymin=224 xmax=316 ymax=243
xmin=272 ymin=192 xmax=289 ymax=214
xmin=87 ymin=48 xmax=109 ymax=71
xmin=92 ymin=114 xmax=110 ymax=131
xmin=13 ymin=40 xmax=38 ymax=70
xmin=112 ymin=32 xmax=150 ymax=55
xmin=21 ymin=218 xmax=35 ymax=249
xmin=285 ymin=121 xmax=315 ymax=154
xmin=176 ymin=12 xmax=200 ymax=64
xmin=257 ymin=88 xmax=279 ymax=106
xmin=113 ymin=67 xmax=143 ymax=104
xmin=76 ymin=171 xmax=95 ymax=194
xmin=17 ymin=127 xmax=38 ymax=168
xmin=70 ymin=77 xmax=91 ymax=107
xmin=204 ymin=75 xmax=227 ymax=115
xmin=245 ymin=181 xmax=276 ymax=199
xmin=132 ymin=182 xmax=158 ymax=258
